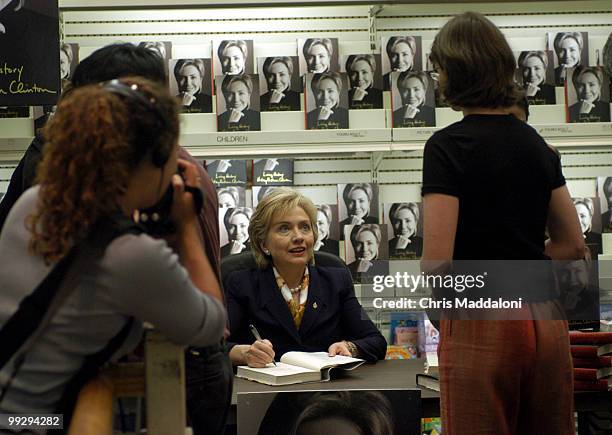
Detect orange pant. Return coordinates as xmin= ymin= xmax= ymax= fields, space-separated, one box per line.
xmin=439 ymin=318 xmax=574 ymax=435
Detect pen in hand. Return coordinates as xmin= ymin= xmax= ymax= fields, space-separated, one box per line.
xmin=249 ymin=323 xmax=277 ymax=367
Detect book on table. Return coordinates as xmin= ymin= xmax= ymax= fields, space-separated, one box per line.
xmin=236 ymin=351 xmax=365 ymax=386
xmin=416 ymin=373 xmax=440 ymax=392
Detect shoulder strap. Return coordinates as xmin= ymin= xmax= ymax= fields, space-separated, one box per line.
xmin=0 ymin=215 xmax=143 ymax=402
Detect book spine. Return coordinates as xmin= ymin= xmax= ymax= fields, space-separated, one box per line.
xmin=572 ymin=356 xmax=612 ymax=369
xmin=571 ymin=346 xmax=601 ymax=359
xmin=574 ymin=379 xmax=610 ymax=391
xmin=569 ymin=332 xmax=612 ymax=345
xmin=573 ymin=368 xmax=598 ymax=381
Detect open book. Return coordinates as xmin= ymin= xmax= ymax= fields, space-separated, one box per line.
xmin=236 ymin=351 xmax=365 ymax=386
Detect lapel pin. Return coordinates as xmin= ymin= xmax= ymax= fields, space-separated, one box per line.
xmin=313 ymin=302 xmax=318 ymax=309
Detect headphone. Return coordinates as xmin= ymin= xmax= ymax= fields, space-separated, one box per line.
xmin=101 ymin=79 xmax=171 ymax=168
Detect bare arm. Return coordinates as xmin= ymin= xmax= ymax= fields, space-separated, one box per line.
xmin=421 ymin=193 xmax=459 ymax=273
xmin=545 ymin=185 xmax=585 ymax=260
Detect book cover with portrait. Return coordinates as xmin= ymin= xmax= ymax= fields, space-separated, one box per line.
xmin=597 ymin=176 xmax=612 ymax=233
xmin=391 ymin=71 xmax=436 ymax=128
xmin=60 ymin=42 xmax=79 ymax=92
xmin=219 ymin=207 xmax=253 ymax=257
xmin=213 ymin=39 xmax=254 ymax=76
xmin=381 ymin=36 xmax=423 ymax=91
xmin=257 ymin=56 xmax=301 ymax=111
xmin=384 ymin=202 xmax=423 ymax=260
xmin=253 ymin=158 xmax=294 ymax=186
xmin=0 ymin=106 xmax=29 ymax=118
xmin=216 ymin=186 xmax=247 ymax=209
xmin=169 ymin=58 xmax=213 ymax=113
xmin=314 ymin=204 xmax=340 ymax=256
xmin=297 ymin=38 xmax=339 ymax=81
xmin=514 ymin=50 xmax=556 ymax=105
xmin=0 ymin=0 xmax=60 ymax=106
xmin=546 ymin=32 xmax=589 ymax=86
xmin=340 ymin=54 xmax=383 ymax=110
xmin=305 ymin=72 xmax=349 ymax=130
xmin=344 ymin=223 xmax=389 ymax=284
xmin=572 ymin=197 xmax=602 ymax=257
xmin=206 ymin=159 xmax=248 ymax=187
xmin=215 ymin=74 xmax=261 ymax=132
xmin=337 ymin=183 xmax=380 ymax=240
xmin=565 ymin=66 xmax=610 ymax=123
xmin=252 ymin=186 xmax=281 ymax=208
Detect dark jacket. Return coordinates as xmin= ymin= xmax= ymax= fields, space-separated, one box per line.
xmin=180 ymin=92 xmax=213 ymax=113
xmin=261 ymin=89 xmax=301 ymax=111
xmin=225 ymin=265 xmax=387 ymax=362
xmin=348 ymin=87 xmax=383 ymax=110
xmin=347 ymin=259 xmax=389 ymax=285
xmin=315 ymin=238 xmax=340 ymax=256
xmin=389 ymin=235 xmax=423 ymax=259
xmin=218 ymin=108 xmax=261 ymax=132
xmin=568 ymin=100 xmax=611 ymax=123
xmin=526 ymin=83 xmax=556 ymax=105
xmin=393 ymin=104 xmax=436 ymax=127
xmin=306 ymin=107 xmax=349 ymax=129
xmin=221 ymin=240 xmax=252 ymax=258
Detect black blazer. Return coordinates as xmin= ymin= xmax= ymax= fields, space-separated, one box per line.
xmin=225 ymin=265 xmax=387 ymax=362
xmin=221 ymin=240 xmax=251 ymax=258
xmin=180 ymin=93 xmax=213 ymax=113
xmin=349 ymin=87 xmax=383 ymax=109
xmin=526 ymin=83 xmax=556 ymax=105
xmin=306 ymin=107 xmax=349 ymax=129
xmin=392 ymin=104 xmax=436 ymax=127
xmin=218 ymin=108 xmax=261 ymax=132
xmin=339 ymin=215 xmax=379 ymax=240
xmin=568 ymin=100 xmax=611 ymax=123
xmin=261 ymin=89 xmax=301 ymax=111
xmin=316 ymin=238 xmax=340 ymax=256
xmin=389 ymin=235 xmax=423 ymax=259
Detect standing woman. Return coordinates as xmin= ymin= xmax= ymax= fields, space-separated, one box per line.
xmin=422 ymin=12 xmax=584 ymax=434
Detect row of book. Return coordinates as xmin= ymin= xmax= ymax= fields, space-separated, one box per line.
xmin=571 ymin=331 xmax=612 ymax=391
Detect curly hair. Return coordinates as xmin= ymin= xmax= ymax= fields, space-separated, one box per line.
xmin=27 ymin=77 xmax=179 ymax=263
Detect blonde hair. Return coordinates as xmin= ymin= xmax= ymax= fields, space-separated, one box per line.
xmin=249 ymin=187 xmax=318 ymax=268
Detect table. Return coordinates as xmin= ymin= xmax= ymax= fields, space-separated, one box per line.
xmin=232 ymin=358 xmax=612 ymax=434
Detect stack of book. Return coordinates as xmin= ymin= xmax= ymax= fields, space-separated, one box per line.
xmin=570 ymin=331 xmax=612 ymax=391
xmin=416 ymin=351 xmax=440 ymax=392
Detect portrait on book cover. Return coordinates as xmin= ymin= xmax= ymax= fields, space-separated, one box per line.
xmin=555 ymin=259 xmax=600 ymax=326
xmin=0 ymin=0 xmax=60 ymax=106
xmin=217 ymin=186 xmax=246 ymax=209
xmin=344 ymin=224 xmax=389 ymax=284
xmin=603 ymin=32 xmax=612 ymax=77
xmin=337 ymin=183 xmax=380 ymax=240
xmin=391 ymin=71 xmax=436 ymax=128
xmin=258 ymin=56 xmax=301 ymax=111
xmin=253 ymin=158 xmax=294 ymax=186
xmin=314 ymin=204 xmax=340 ymax=256
xmin=384 ymin=202 xmax=423 ymax=260
xmin=220 ymin=207 xmax=253 ymax=257
xmin=547 ymin=31 xmax=589 ymax=85
xmin=206 ymin=159 xmax=248 ymax=187
xmin=216 ymin=74 xmax=261 ymax=132
xmin=213 ymin=39 xmax=254 ymax=76
xmin=298 ymin=37 xmax=339 ymax=80
xmin=169 ymin=58 xmax=212 ymax=113
xmin=252 ymin=186 xmax=281 ymax=209
xmin=59 ymin=42 xmax=79 ymax=92
xmin=305 ymin=72 xmax=349 ymax=130
xmin=597 ymin=177 xmax=612 ymax=233
xmin=514 ymin=50 xmax=556 ymax=105
xmin=566 ymin=66 xmax=611 ymax=123
xmin=572 ymin=197 xmax=602 ymax=257
xmin=340 ymin=54 xmax=383 ymax=110
xmin=247 ymin=390 xmax=421 ymax=435
xmin=381 ymin=36 xmax=423 ymax=90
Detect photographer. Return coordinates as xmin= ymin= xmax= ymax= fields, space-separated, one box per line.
xmin=0 ymin=44 xmax=232 ymax=435
xmin=0 ymin=77 xmax=225 ymax=420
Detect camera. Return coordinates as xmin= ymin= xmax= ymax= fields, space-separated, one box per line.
xmin=137 ymin=168 xmax=204 ymax=235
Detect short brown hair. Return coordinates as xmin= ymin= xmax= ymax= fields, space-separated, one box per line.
xmin=249 ymin=187 xmax=318 ymax=268
xmin=429 ymin=11 xmax=520 ymax=108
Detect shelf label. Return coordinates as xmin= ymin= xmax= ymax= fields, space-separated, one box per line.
xmin=216 ymin=135 xmax=249 ymax=144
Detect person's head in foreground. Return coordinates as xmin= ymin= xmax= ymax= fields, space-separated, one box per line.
xmin=30 ymin=76 xmax=179 ymax=263
xmin=429 ymin=11 xmax=521 ymax=110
